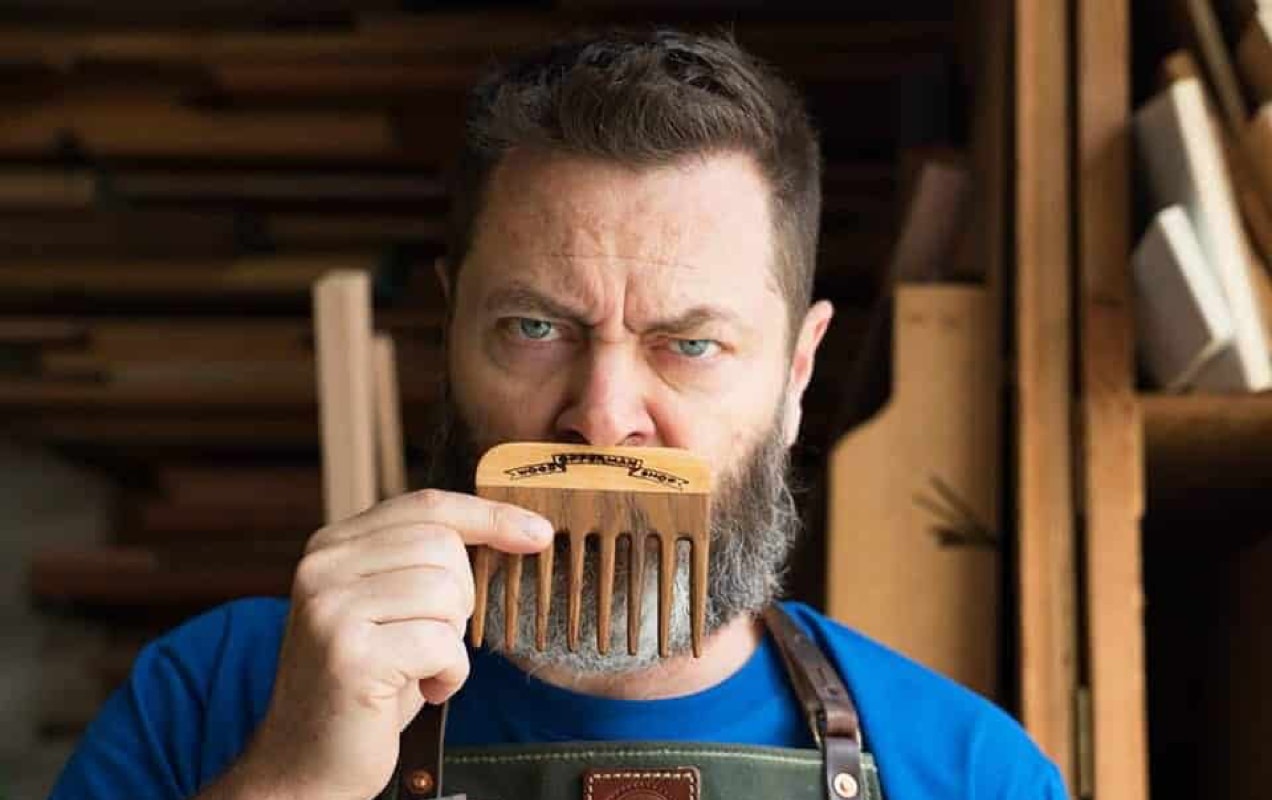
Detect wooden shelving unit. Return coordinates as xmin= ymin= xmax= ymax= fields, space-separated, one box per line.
xmin=1140 ymin=392 xmax=1272 ymax=799
xmin=1065 ymin=1 xmax=1272 ymax=797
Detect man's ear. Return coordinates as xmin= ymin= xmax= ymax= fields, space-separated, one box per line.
xmin=782 ymin=299 xmax=834 ymax=446
xmin=434 ymin=257 xmax=452 ymax=304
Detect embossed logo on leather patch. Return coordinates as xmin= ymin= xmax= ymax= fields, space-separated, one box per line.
xmin=582 ymin=766 xmax=700 ymax=800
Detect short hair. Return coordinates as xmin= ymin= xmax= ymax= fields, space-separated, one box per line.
xmin=446 ymin=29 xmax=822 ymax=335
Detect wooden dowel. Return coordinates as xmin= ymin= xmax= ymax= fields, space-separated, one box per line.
xmin=372 ymin=332 xmax=408 ymax=498
xmin=313 ymin=270 xmax=377 ymax=524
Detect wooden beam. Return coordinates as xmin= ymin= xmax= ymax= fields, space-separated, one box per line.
xmin=1075 ymin=0 xmax=1150 ymax=797
xmin=1017 ymin=0 xmax=1078 ymax=785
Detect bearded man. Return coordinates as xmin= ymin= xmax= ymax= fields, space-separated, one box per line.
xmin=51 ymin=29 xmax=1065 ymax=800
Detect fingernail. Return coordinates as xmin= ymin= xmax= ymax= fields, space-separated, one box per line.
xmin=518 ymin=513 xmax=554 ymax=541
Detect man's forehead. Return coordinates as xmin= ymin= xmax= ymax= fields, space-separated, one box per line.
xmin=466 ymin=149 xmax=781 ymax=310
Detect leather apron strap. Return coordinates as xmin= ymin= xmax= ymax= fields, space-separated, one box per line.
xmin=762 ymin=605 xmax=866 ymax=800
xmin=392 ymin=604 xmax=870 ymax=800
xmin=395 ymin=703 xmax=454 ymax=799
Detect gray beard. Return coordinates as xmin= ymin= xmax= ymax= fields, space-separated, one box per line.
xmin=424 ymin=390 xmax=800 ymax=675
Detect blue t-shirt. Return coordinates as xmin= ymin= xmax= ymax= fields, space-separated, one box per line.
xmin=49 ymin=598 xmax=1065 ymax=799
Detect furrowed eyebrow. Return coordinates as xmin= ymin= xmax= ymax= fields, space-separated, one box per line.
xmin=644 ymin=306 xmax=742 ymax=336
xmin=483 ymin=283 xmax=744 ymax=336
xmin=483 ymin=283 xmax=590 ymax=326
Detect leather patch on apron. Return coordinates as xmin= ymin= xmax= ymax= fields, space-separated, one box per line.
xmin=581 ymin=766 xmax=700 ymax=800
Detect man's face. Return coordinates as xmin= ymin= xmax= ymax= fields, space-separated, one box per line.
xmin=437 ymin=148 xmax=832 ymax=669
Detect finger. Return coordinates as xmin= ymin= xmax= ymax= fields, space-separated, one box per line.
xmin=309 ymin=488 xmax=554 ymax=554
xmin=338 ymin=566 xmax=473 ymax=635
xmin=370 ymin=619 xmax=470 ymax=705
xmin=296 ymin=523 xmax=474 ymax=609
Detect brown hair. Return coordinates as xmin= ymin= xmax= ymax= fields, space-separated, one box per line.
xmin=445 ymin=29 xmax=822 ymax=334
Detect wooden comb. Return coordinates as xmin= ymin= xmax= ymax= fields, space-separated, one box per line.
xmin=469 ymin=443 xmax=712 ymax=658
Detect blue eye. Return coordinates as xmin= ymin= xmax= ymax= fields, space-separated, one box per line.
xmin=517 ymin=318 xmax=556 ymax=340
xmin=673 ymin=339 xmax=716 ymax=358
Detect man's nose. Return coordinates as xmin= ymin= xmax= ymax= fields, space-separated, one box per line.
xmin=554 ymin=344 xmax=657 ymax=447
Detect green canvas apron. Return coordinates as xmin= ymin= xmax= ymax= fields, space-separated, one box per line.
xmin=382 ymin=605 xmax=884 ymax=800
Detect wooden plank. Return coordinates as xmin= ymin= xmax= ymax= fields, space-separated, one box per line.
xmin=0 ymin=318 xmax=84 ymax=344
xmin=266 ymin=214 xmax=444 ymax=249
xmin=0 ymin=360 xmax=438 ymax=407
xmin=111 ymin=168 xmax=444 ymax=204
xmin=826 ymin=286 xmax=1000 ymax=698
xmin=1180 ymin=0 xmax=1251 ymax=134
xmin=28 ymin=544 xmax=295 ymax=608
xmin=136 ymin=499 xmax=321 ymax=537
xmin=0 ymin=253 xmax=378 ymax=297
xmin=206 ymin=62 xmax=484 ymax=101
xmin=0 ymin=19 xmax=566 ymax=63
xmin=0 ymin=168 xmax=95 ymax=209
xmin=0 ymin=18 xmax=952 ymax=71
xmin=40 ymin=345 xmax=441 ymax=375
xmin=0 ymin=209 xmax=243 ymax=259
xmin=1017 ymin=0 xmax=1078 ymax=784
xmin=0 ymin=313 xmax=441 ymax=358
xmin=56 ymin=321 xmax=316 ymax=361
xmin=372 ymin=333 xmax=407 ymax=497
xmin=1238 ymin=11 xmax=1272 ymax=105
xmin=0 ymin=96 xmax=396 ymax=160
xmin=1075 ymin=0 xmax=1150 ymax=797
xmin=155 ymin=464 xmax=321 ymax=506
xmin=6 ymin=407 xmax=441 ymax=450
xmin=0 ymin=0 xmax=395 ymax=27
xmin=6 ymin=411 xmax=324 ymax=447
xmin=1143 ymin=392 xmax=1272 ymax=491
xmin=313 ymin=269 xmax=377 ymax=522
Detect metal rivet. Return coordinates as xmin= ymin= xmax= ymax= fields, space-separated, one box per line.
xmin=832 ymin=772 xmax=859 ymax=799
xmin=407 ymin=769 xmax=435 ymax=794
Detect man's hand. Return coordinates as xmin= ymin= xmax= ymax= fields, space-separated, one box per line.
xmin=209 ymin=489 xmax=554 ymax=800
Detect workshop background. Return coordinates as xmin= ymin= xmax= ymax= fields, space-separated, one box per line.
xmin=0 ymin=1 xmax=1269 ymax=799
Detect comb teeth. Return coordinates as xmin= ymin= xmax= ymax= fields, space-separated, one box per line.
xmin=468 ymin=444 xmax=711 ymax=659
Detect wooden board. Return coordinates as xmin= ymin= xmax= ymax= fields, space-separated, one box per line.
xmin=28 ymin=544 xmax=295 ymax=608
xmin=1017 ymin=0 xmax=1078 ymax=783
xmin=0 ymin=209 xmax=243 ymax=259
xmin=1142 ymin=392 xmax=1272 ymax=495
xmin=1180 ymin=0 xmax=1251 ymax=134
xmin=0 ymin=253 xmax=379 ymax=297
xmin=1075 ymin=0 xmax=1150 ymax=796
xmin=0 ymin=96 xmax=397 ymax=160
xmin=136 ymin=499 xmax=322 ymax=537
xmin=155 ymin=464 xmax=322 ymax=506
xmin=313 ymin=269 xmax=377 ymax=523
xmin=0 ymin=169 xmax=94 ymax=209
xmin=1238 ymin=11 xmax=1272 ymax=104
xmin=826 ymin=285 xmax=999 ymax=699
xmin=111 ymin=169 xmax=445 ymax=204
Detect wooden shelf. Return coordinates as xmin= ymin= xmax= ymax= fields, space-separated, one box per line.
xmin=1141 ymin=392 xmax=1272 ymax=523
xmin=29 ymin=544 xmax=296 ymax=610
